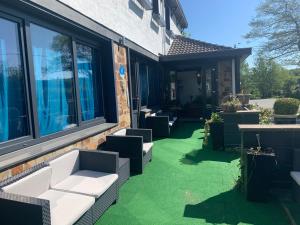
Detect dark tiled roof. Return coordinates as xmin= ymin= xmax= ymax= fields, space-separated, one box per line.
xmin=167 ymin=35 xmax=233 ymax=56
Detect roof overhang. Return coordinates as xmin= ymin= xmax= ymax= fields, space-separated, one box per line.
xmin=160 ymin=48 xmax=252 ymax=62
xmin=166 ymin=0 xmax=188 ymax=29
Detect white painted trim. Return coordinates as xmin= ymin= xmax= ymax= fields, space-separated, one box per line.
xmin=232 ymin=58 xmax=236 ymax=95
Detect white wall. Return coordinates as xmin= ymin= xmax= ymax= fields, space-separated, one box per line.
xmin=58 ymin=0 xmax=182 ymax=56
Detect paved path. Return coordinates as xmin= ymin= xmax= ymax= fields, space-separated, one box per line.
xmin=249 ymin=98 xmax=276 ymax=109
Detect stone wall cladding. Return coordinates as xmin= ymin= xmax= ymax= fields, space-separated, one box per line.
xmin=0 ymin=43 xmax=131 ymax=182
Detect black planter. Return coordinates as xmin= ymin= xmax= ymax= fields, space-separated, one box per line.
xmin=210 ymin=122 xmax=224 ymax=150
xmin=274 ymin=115 xmax=297 ymax=124
xmin=245 ymin=150 xmax=276 ymax=202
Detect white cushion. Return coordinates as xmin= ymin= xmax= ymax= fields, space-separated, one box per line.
xmin=143 ymin=143 xmax=153 ymax=154
xmin=150 ymin=113 xmax=156 ymax=116
xmin=169 ymin=121 xmax=175 ymax=126
xmin=39 ymin=190 xmax=95 ymax=225
xmin=52 ymin=170 xmax=118 ymax=198
xmin=49 ymin=150 xmax=80 ymax=187
xmin=113 ymin=129 xmax=126 ymax=136
xmin=291 ymin=171 xmax=300 ymax=186
xmin=2 ymin=167 xmax=52 ymax=198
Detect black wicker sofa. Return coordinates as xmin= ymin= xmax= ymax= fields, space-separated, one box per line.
xmin=104 ymin=128 xmax=153 ymax=174
xmin=0 ymin=149 xmax=119 ymax=225
xmin=145 ymin=110 xmax=177 ymax=137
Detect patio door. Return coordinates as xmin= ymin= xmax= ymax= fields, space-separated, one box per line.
xmin=204 ymin=66 xmax=218 ymax=116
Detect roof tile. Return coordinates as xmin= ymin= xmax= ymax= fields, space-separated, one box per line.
xmin=167 ymin=35 xmax=233 ymax=56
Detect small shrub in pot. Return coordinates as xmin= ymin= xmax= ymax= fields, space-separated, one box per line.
xmin=206 ymin=113 xmax=224 ymax=150
xmin=273 ymin=98 xmax=300 ymax=124
xmin=273 ymin=98 xmax=300 ymax=115
xmin=221 ymin=97 xmax=242 ymax=113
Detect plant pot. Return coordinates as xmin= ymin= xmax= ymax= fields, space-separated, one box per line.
xmin=221 ymin=104 xmax=238 ymax=113
xmin=245 ymin=150 xmax=276 ymax=202
xmin=237 ymin=94 xmax=251 ymax=105
xmin=209 ymin=122 xmax=224 ymax=150
xmin=274 ymin=114 xmax=297 ymax=124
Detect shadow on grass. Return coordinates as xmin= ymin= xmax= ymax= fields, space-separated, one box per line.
xmin=184 ymin=189 xmax=286 ymax=225
xmin=170 ymin=122 xmax=204 ymax=139
xmin=153 ymin=122 xmax=203 ymax=141
xmin=180 ymin=145 xmax=240 ymax=165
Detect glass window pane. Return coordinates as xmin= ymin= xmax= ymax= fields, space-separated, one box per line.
xmin=76 ymin=43 xmax=103 ymax=121
xmin=139 ymin=63 xmax=148 ymax=107
xmin=30 ymin=24 xmax=77 ymax=136
xmin=0 ymin=17 xmax=29 ymax=142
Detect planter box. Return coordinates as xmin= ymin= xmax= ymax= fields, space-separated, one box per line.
xmin=274 ymin=114 xmax=298 ymax=124
xmin=221 ymin=110 xmax=260 ymax=147
xmin=245 ymin=150 xmax=276 ymax=202
xmin=209 ymin=122 xmax=224 ymax=150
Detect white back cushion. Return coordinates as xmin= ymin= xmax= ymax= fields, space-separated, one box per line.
xmin=113 ymin=129 xmax=126 ymax=136
xmin=2 ymin=167 xmax=52 ymax=197
xmin=49 ymin=150 xmax=80 ymax=187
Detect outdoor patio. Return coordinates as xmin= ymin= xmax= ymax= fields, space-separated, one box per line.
xmin=96 ymin=122 xmax=289 ymax=225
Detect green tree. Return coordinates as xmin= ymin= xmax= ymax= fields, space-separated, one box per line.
xmin=240 ymin=62 xmax=260 ymax=98
xmin=252 ymin=55 xmax=287 ymax=98
xmin=245 ymin=0 xmax=300 ymax=66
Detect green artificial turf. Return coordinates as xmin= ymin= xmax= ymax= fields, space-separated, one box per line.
xmin=96 ymin=122 xmax=289 ymax=225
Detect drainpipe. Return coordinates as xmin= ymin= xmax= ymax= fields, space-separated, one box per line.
xmin=231 ymin=58 xmax=236 ymax=96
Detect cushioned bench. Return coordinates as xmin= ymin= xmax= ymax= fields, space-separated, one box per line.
xmin=104 ymin=128 xmax=153 ymax=174
xmin=0 ymin=150 xmax=119 ymax=225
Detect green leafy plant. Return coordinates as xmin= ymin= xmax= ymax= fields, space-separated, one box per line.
xmin=273 ymin=98 xmax=300 ymax=115
xmin=259 ymin=108 xmax=273 ymax=124
xmin=203 ymin=113 xmax=223 ymax=145
xmin=221 ymin=97 xmax=242 ymax=112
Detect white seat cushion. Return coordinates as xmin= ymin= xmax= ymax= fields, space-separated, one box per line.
xmin=143 ymin=143 xmax=153 ymax=154
xmin=49 ymin=150 xmax=80 ymax=187
xmin=2 ymin=167 xmax=52 ymax=198
xmin=150 ymin=113 xmax=157 ymax=116
xmin=52 ymin=170 xmax=118 ymax=198
xmin=113 ymin=129 xmax=126 ymax=136
xmin=291 ymin=171 xmax=300 ymax=186
xmin=39 ymin=190 xmax=95 ymax=225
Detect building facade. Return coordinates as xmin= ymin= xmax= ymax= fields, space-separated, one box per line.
xmin=0 ymin=0 xmax=250 ymax=180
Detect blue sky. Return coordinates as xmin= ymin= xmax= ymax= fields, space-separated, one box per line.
xmin=180 ymin=0 xmax=262 ymax=67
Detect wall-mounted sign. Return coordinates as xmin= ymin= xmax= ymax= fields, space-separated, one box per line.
xmin=119 ymin=65 xmax=126 ymax=79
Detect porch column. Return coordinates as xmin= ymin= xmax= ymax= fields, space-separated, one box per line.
xmin=231 ymin=58 xmax=236 ymax=95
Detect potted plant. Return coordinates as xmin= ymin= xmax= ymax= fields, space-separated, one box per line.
xmin=273 ymin=98 xmax=300 ymax=124
xmin=237 ymin=93 xmax=251 ymax=106
xmin=221 ymin=97 xmax=242 ymax=113
xmin=245 ymin=134 xmax=277 ymax=202
xmin=207 ymin=113 xmax=224 ymax=151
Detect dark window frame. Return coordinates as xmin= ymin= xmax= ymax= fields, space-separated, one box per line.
xmin=0 ymin=12 xmax=34 ymax=149
xmin=0 ymin=9 xmax=111 ymax=156
xmin=74 ymin=39 xmax=106 ymax=126
xmin=165 ymin=5 xmax=170 ymax=31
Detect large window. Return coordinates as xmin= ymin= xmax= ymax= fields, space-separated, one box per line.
xmin=30 ymin=24 xmax=77 ymax=136
xmin=76 ymin=43 xmax=103 ymax=121
xmin=0 ymin=11 xmax=114 ymax=155
xmin=0 ymin=17 xmax=29 ymax=142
